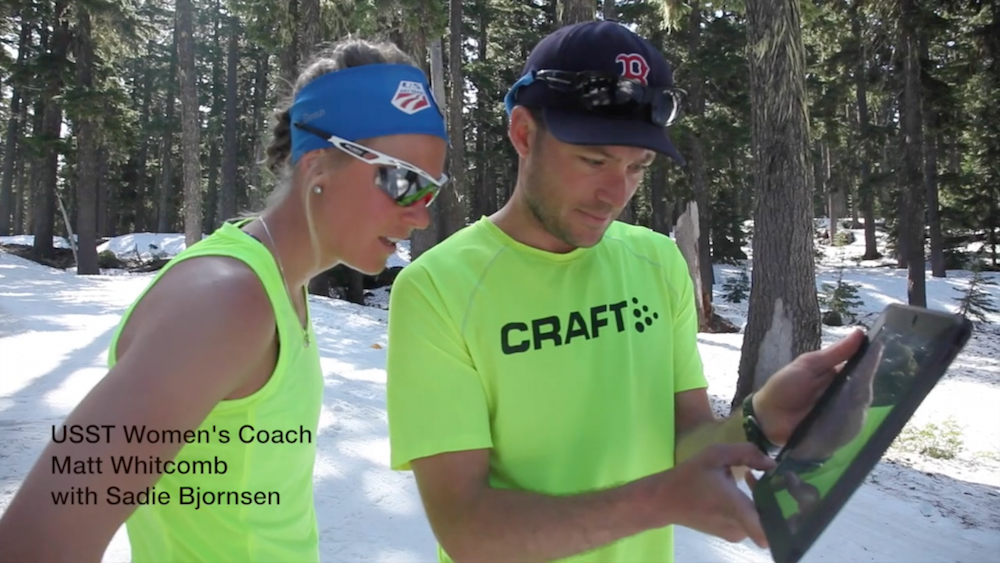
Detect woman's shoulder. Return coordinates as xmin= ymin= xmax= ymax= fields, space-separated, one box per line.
xmin=113 ymin=254 xmax=277 ymax=363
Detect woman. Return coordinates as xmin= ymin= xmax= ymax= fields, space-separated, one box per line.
xmin=0 ymin=37 xmax=448 ymax=563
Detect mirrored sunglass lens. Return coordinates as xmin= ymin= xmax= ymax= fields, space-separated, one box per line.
xmin=380 ymin=168 xmax=439 ymax=205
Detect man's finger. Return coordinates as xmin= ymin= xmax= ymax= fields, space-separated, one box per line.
xmin=732 ymin=492 xmax=769 ymax=549
xmin=801 ymin=329 xmax=865 ymax=371
xmin=716 ymin=443 xmax=777 ymax=472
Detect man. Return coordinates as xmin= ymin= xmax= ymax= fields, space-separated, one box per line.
xmin=386 ymin=20 xmax=864 ymax=563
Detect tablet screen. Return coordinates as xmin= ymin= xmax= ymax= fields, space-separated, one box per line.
xmin=768 ymin=317 xmax=957 ymax=534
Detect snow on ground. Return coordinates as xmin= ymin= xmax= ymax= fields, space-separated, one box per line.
xmin=1 ymin=228 xmax=999 ymax=562
xmin=95 ymin=233 xmax=199 ymax=262
xmin=0 ymin=235 xmax=75 ymax=249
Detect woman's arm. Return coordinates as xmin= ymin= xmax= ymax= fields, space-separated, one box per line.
xmin=0 ymin=257 xmax=280 ymax=563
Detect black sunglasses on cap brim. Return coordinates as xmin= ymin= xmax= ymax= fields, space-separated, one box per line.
xmin=510 ymin=70 xmax=686 ymax=127
xmin=293 ymin=122 xmax=448 ymax=207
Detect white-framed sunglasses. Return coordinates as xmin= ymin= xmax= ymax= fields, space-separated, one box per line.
xmin=293 ymin=122 xmax=449 ymax=207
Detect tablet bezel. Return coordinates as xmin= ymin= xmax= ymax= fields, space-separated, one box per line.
xmin=753 ymin=304 xmax=973 ymax=563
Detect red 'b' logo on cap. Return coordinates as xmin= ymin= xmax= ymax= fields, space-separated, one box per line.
xmin=615 ymin=53 xmax=650 ymax=85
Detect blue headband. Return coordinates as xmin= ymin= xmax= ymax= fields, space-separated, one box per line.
xmin=289 ymin=63 xmax=449 ymax=163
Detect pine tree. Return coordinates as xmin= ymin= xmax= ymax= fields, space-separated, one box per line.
xmin=722 ymin=266 xmax=750 ymax=304
xmin=819 ymin=265 xmax=865 ymax=325
xmin=954 ymin=264 xmax=999 ymax=323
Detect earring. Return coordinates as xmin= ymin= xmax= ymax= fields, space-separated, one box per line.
xmin=312 ymin=185 xmax=322 ymax=194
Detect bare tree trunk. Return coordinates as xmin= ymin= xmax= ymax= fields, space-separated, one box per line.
xmin=98 ymin=147 xmax=112 ymax=236
xmin=298 ymin=0 xmax=321 ymax=63
xmin=473 ymin=1 xmax=491 ymax=219
xmin=445 ymin=0 xmax=467 ymax=235
xmin=404 ymin=8 xmax=435 ymax=258
xmin=0 ymin=15 xmax=30 ymax=236
xmin=279 ymin=0 xmax=300 ymax=98
xmin=74 ymin=6 xmax=99 ymax=274
xmin=675 ymin=201 xmax=706 ymax=329
xmin=825 ymin=143 xmax=838 ymax=246
xmin=177 ymin=0 xmax=203 ymax=248
xmin=926 ymin=128 xmax=945 ymax=277
xmin=649 ymin=163 xmax=669 ymax=235
xmin=249 ymin=48 xmax=269 ymax=210
xmin=686 ymin=0 xmax=714 ymax=319
xmin=853 ymin=9 xmax=879 ymax=260
xmin=204 ymin=1 xmax=223 ymax=233
xmin=157 ymin=28 xmax=178 ymax=233
xmin=410 ymin=37 xmax=447 ymax=260
xmin=13 ymin=102 xmax=28 ymax=233
xmin=603 ymin=0 xmax=615 ymax=21
xmin=33 ymin=1 xmax=71 ymax=259
xmin=134 ymin=42 xmax=154 ymax=232
xmin=558 ymin=0 xmax=593 ymax=26
xmin=735 ymin=0 xmax=821 ymax=407
xmin=898 ymin=0 xmax=926 ymax=306
xmin=220 ymin=16 xmax=239 ymax=223
xmin=921 ymin=40 xmax=945 ymax=278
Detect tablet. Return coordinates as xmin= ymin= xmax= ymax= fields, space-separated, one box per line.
xmin=753 ymin=303 xmax=973 ymax=563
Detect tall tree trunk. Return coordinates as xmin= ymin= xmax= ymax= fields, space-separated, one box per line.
xmin=298 ymin=0 xmax=321 ymax=64
xmin=134 ymin=42 xmax=154 ymax=233
xmin=177 ymin=0 xmax=202 ymax=248
xmin=204 ymin=0 xmax=223 ymax=233
xmin=403 ymin=14 xmax=435 ymax=260
xmin=649 ymin=163 xmax=669 ymax=235
xmin=925 ymin=127 xmax=944 ymax=277
xmin=0 ymin=15 xmax=30 ymax=236
xmin=97 ymin=146 xmax=110 ymax=236
xmin=921 ymin=41 xmax=945 ymax=277
xmin=675 ymin=201 xmax=705 ymax=328
xmin=410 ymin=36 xmax=447 ymax=260
xmin=249 ymin=48 xmax=269 ymax=211
xmin=558 ymin=0 xmax=593 ymax=26
xmin=445 ymin=0 xmax=467 ymax=236
xmin=473 ymin=0 xmax=491 ymax=219
xmin=279 ymin=0 xmax=300 ymax=98
xmin=157 ymin=28 xmax=178 ymax=233
xmin=898 ymin=0 xmax=926 ymax=306
xmin=686 ymin=0 xmax=713 ymax=328
xmin=14 ymin=133 xmax=27 ymax=233
xmin=853 ymin=10 xmax=880 ymax=260
xmin=824 ymin=143 xmax=838 ymax=245
xmin=603 ymin=0 xmax=615 ymax=21
xmin=33 ymin=0 xmax=71 ymax=259
xmin=735 ymin=0 xmax=821 ymax=407
xmin=220 ymin=17 xmax=239 ymax=223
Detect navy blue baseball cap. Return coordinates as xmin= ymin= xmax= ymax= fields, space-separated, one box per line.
xmin=504 ymin=20 xmax=686 ymax=166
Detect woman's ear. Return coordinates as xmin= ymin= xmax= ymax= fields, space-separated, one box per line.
xmin=298 ymin=149 xmax=342 ymax=187
xmin=299 ymin=151 xmax=324 ymax=177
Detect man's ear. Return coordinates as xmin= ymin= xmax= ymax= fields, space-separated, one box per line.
xmin=508 ymin=106 xmax=539 ymax=159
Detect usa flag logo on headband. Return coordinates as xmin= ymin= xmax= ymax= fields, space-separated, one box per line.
xmin=391 ymin=80 xmax=431 ymax=114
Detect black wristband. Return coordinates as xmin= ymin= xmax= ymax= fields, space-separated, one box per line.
xmin=742 ymin=392 xmax=780 ymax=456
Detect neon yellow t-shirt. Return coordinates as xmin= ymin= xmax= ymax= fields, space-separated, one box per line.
xmin=107 ymin=220 xmax=324 ymax=563
xmin=387 ymin=217 xmax=707 ymax=563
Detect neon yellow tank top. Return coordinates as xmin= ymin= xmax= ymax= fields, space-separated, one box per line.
xmin=106 ymin=219 xmax=323 ymax=562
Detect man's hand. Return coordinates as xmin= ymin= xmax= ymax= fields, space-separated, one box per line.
xmin=652 ymin=442 xmax=777 ymax=548
xmin=788 ymin=339 xmax=882 ymax=461
xmin=752 ymin=330 xmax=867 ymax=447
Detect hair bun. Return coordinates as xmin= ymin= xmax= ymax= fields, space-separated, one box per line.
xmin=265 ymin=107 xmax=293 ymax=174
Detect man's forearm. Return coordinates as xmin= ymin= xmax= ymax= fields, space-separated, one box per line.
xmin=441 ymin=475 xmax=666 ymax=563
